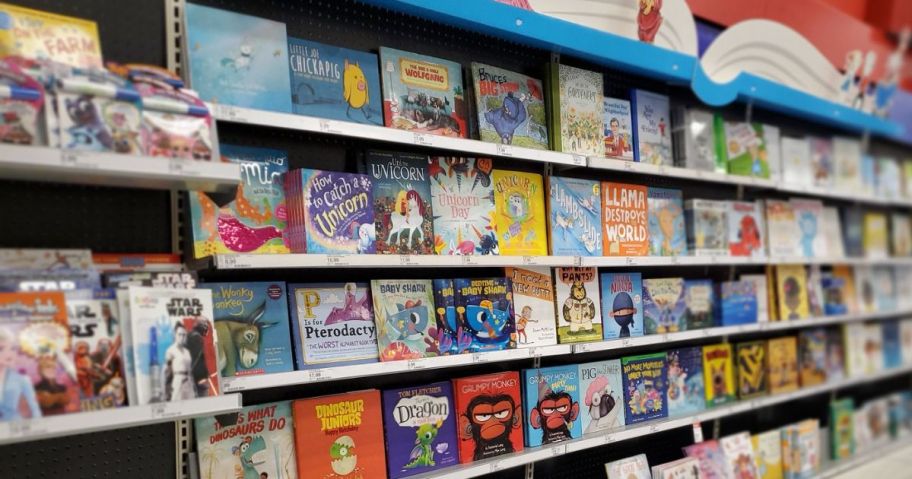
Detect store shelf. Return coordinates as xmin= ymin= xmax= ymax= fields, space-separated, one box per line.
xmin=0 ymin=394 xmax=242 ymax=445
xmin=0 ymin=144 xmax=240 ymax=193
xmin=820 ymin=437 xmax=912 ymax=478
xmin=587 ymin=156 xmax=776 ymax=188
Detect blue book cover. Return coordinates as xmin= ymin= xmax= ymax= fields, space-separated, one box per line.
xmin=185 ymin=3 xmax=292 ymax=112
xmin=643 ymin=277 xmax=687 ymax=334
xmin=362 ymin=150 xmax=435 ymax=254
xmin=203 ymin=282 xmax=294 ymax=376
xmin=432 ymin=278 xmax=465 ymax=354
xmin=548 ymin=176 xmax=602 ymax=256
xmin=522 ymin=365 xmax=581 ymax=447
xmin=883 ymin=320 xmax=902 ymax=369
xmin=684 ymin=279 xmax=715 ymax=329
xmin=287 ymin=37 xmax=382 ymax=124
xmin=382 ymin=381 xmax=459 ymax=478
xmin=716 ymin=281 xmax=758 ymax=326
xmin=297 ymin=169 xmax=375 ymax=254
xmin=647 ymin=187 xmax=687 ymax=256
xmin=600 ymin=272 xmax=644 ymax=339
xmin=621 ymin=352 xmax=668 ymax=424
xmin=453 ymin=278 xmax=516 ymax=352
xmin=471 ymin=62 xmax=548 ymax=149
xmin=578 ymin=359 xmax=624 ymax=434
xmin=287 ymin=282 xmax=378 ymax=369
xmin=429 ymin=156 xmax=497 ymax=256
xmin=873 ymin=266 xmax=897 ymax=312
xmin=821 ymin=273 xmax=848 ymax=315
xmin=667 ymin=347 xmax=705 ymax=417
xmin=630 ymin=89 xmax=672 ymax=165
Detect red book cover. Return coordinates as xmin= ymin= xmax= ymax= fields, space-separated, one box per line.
xmin=601 ymin=182 xmax=649 ymax=256
xmin=452 ymin=371 xmax=524 ymax=463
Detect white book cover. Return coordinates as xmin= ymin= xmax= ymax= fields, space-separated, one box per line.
xmin=685 ymin=198 xmax=729 ymax=256
xmin=781 ymin=137 xmax=812 ymax=187
xmin=854 ymin=266 xmax=877 ymax=313
xmin=763 ymin=124 xmax=782 ymax=183
xmin=863 ymin=323 xmax=883 ymax=373
xmin=806 ymin=265 xmax=825 ymax=317
xmin=116 ymin=289 xmax=138 ymax=406
xmin=832 ymin=137 xmax=862 ymax=192
xmin=853 ymin=403 xmax=871 ymax=453
xmin=727 ymin=201 xmax=766 ymax=258
xmin=878 ymin=157 xmax=902 ymax=199
xmin=651 ymin=457 xmax=700 ymax=479
xmin=901 ymin=318 xmax=912 ymax=365
xmin=790 ymin=198 xmax=826 ymax=258
xmin=765 ymin=200 xmax=800 ymax=257
xmin=740 ymin=274 xmax=768 ymax=322
xmin=506 ymin=266 xmax=558 ymax=348
xmin=606 ymin=453 xmax=650 ymax=479
xmin=843 ymin=322 xmax=867 ymax=378
xmin=891 ymin=213 xmax=912 ymax=256
xmin=672 ymin=107 xmax=718 ymax=172
xmin=719 ymin=432 xmax=760 ymax=479
xmin=896 ymin=266 xmax=912 ymax=310
xmin=820 ymin=207 xmax=846 ymax=258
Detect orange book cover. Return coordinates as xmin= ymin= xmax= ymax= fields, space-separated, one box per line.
xmin=767 ymin=337 xmax=799 ymax=395
xmin=293 ymin=389 xmax=387 ymax=479
xmin=601 ymin=182 xmax=648 ymax=256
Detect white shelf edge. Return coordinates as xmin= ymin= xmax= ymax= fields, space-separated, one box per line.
xmin=586 ymin=156 xmax=776 ymax=188
xmin=820 ymin=436 xmax=912 ymax=478
xmin=0 ymin=394 xmax=242 ymax=445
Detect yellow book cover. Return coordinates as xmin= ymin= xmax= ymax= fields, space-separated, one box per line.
xmin=862 ymin=212 xmax=888 ymax=258
xmin=766 ymin=266 xmax=779 ymax=321
xmin=492 ymin=169 xmax=548 ymax=256
xmin=831 ymin=266 xmax=858 ymax=314
xmin=767 ymin=337 xmax=799 ymax=394
xmin=0 ymin=3 xmax=102 ymax=68
xmin=703 ymin=343 xmax=736 ymax=407
xmin=775 ymin=265 xmax=809 ymax=320
xmin=752 ymin=430 xmax=784 ymax=479
xmin=736 ymin=341 xmax=768 ymax=399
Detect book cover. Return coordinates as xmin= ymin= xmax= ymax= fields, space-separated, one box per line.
xmin=602 ymin=182 xmax=649 ymax=256
xmin=775 ymin=265 xmax=810 ymax=320
xmin=902 ymin=319 xmax=912 ymax=365
xmin=194 ymin=401 xmax=298 ymax=479
xmin=791 ymin=419 xmax=821 ymax=479
xmin=863 ymin=212 xmax=888 ymax=259
xmin=604 ymin=97 xmax=634 ymax=160
xmin=717 ymin=281 xmax=758 ymax=326
xmin=719 ymin=432 xmax=760 ymax=479
xmin=872 ymin=266 xmax=897 ymax=312
xmin=362 ymin=151 xmax=434 ymax=255
xmin=672 ymin=107 xmax=719 ymax=172
xmin=643 ymin=277 xmax=686 ymax=334
xmin=825 ymin=327 xmax=846 ymax=381
xmin=0 ymin=3 xmax=102 ymax=69
xmin=578 ymin=359 xmax=624 ymax=434
xmin=685 ymin=199 xmax=729 ymax=256
xmin=429 ymin=157 xmax=497 ymax=255
xmin=492 ymin=169 xmax=548 ymax=256
xmin=505 ymin=267 xmax=557 ymax=348
xmin=287 ymin=38 xmax=383 ymax=124
xmin=522 ymin=365 xmax=581 ymax=446
xmin=555 ymin=267 xmax=603 ymax=343
xmin=288 ymin=283 xmax=378 ymax=369
xmin=878 ymin=157 xmax=902 ymax=199
xmin=853 ymin=266 xmax=877 ymax=313
xmin=832 ymin=137 xmax=862 ymax=191
xmin=621 ymin=352 xmax=668 ymax=424
xmin=821 ymin=207 xmax=846 ymax=258
xmin=765 ymin=200 xmax=799 ymax=258
xmin=293 ymin=169 xmax=375 ymax=254
xmin=127 ymin=286 xmax=219 ymax=405
xmin=798 ymin=328 xmax=827 ymax=387
xmin=647 ymin=187 xmax=687 ymax=256
xmin=752 ymin=430 xmax=784 ymax=479
xmin=891 ymin=213 xmax=912 ymax=256
xmin=185 ymin=3 xmax=292 ymax=112
xmin=379 ymin=47 xmax=467 ymax=137
xmin=293 ymin=390 xmax=386 ymax=479
xmin=66 ymin=293 xmax=127 ymax=410
xmin=821 ymin=272 xmax=848 ymax=316
xmin=790 ymin=199 xmax=826 ymax=258
xmin=630 ymin=89 xmax=672 ymax=165
xmin=370 ymin=279 xmax=438 ymax=361
xmin=203 ymin=282 xmax=294 ymax=377
xmin=740 ymin=274 xmax=769 ymax=322
xmin=432 ymin=279 xmax=462 ymax=355
xmin=605 ymin=454 xmax=650 ymax=479
xmin=702 ymin=343 xmax=735 ymax=407
xmin=600 ymin=272 xmax=643 ymax=339
xmin=382 ymin=381 xmax=459 ymax=478
xmin=764 ymin=125 xmax=782 ymax=183
xmin=721 ymin=120 xmax=771 ymax=178
xmin=684 ymin=280 xmax=715 ymax=329
xmin=548 ymin=176 xmax=602 ymax=256
xmin=667 ymin=347 xmax=706 ymax=417
xmin=809 ymin=137 xmax=833 ymax=187
xmin=831 ymin=266 xmax=858 ymax=314
xmin=843 ymin=323 xmax=867 ymax=378
xmin=683 ymin=440 xmax=728 ymax=479
xmin=882 ymin=320 xmax=902 ymax=369
xmin=829 ymin=398 xmax=855 ymax=460
xmin=190 ymin=145 xmax=289 ymax=258
xmin=452 ymin=371 xmax=523 ymax=463
xmin=549 ymin=63 xmax=604 ymax=155
xmin=471 ymin=63 xmax=548 ymax=149
xmin=736 ymin=341 xmax=767 ymax=399
xmin=728 ymin=201 xmax=766 ymax=257
xmin=842 ymin=207 xmax=864 ymax=257
xmin=652 ymin=457 xmax=702 ymax=479
xmin=780 ymin=137 xmax=812 ymax=187
xmin=453 ymin=278 xmax=515 ymax=352
xmin=767 ymin=337 xmax=799 ymax=394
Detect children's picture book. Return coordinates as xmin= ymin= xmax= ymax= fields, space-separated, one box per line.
xmin=873 ymin=266 xmax=897 ymax=312
xmin=825 ymin=327 xmax=846 ymax=381
xmin=127 ymin=286 xmax=219 ymax=405
xmin=703 ymin=343 xmax=735 ymax=407
xmin=740 ymin=274 xmax=769 ymax=322
xmin=202 ymin=282 xmax=294 ymax=378
xmin=728 ymin=201 xmax=766 ymax=257
xmin=878 ymin=157 xmax=902 ymax=199
xmin=841 ymin=207 xmax=864 ymax=257
xmin=651 ymin=457 xmax=702 ymax=479
xmin=452 ymin=371 xmax=523 ymax=463
xmin=431 ymin=279 xmax=461 ymax=355
xmin=667 ymin=347 xmax=706 ymax=417
xmin=0 ymin=4 xmax=101 ymax=68
xmin=832 ymin=137 xmax=862 ymax=191
xmin=717 ymin=280 xmax=758 ymax=326
xmin=863 ymin=211 xmax=888 ymax=259
xmin=752 ymin=429 xmax=784 ymax=479
xmin=287 ymin=38 xmax=383 ymax=124
xmin=287 ymin=282 xmax=378 ymax=369
xmin=765 ymin=200 xmax=800 ymax=258
xmin=882 ymin=320 xmax=902 ymax=369
xmin=643 ymin=277 xmax=686 ymax=334
xmin=429 ymin=157 xmax=497 ymax=256
xmin=807 ymin=266 xmax=825 ymax=318
xmin=683 ymin=280 xmax=715 ymax=329
xmin=787 ymin=419 xmax=821 ymax=479
xmin=821 ymin=207 xmax=846 ymax=258
xmin=672 ymin=107 xmax=719 ymax=172
xmin=604 ymin=97 xmax=634 ymax=160
xmin=891 ymin=213 xmax=912 ymax=256
xmin=362 ymin=150 xmax=434 ymax=255
xmin=902 ymin=319 xmax=912 ymax=365
xmin=790 ymin=199 xmax=826 ymax=258
xmin=492 ymin=169 xmax=548 ymax=256
xmin=185 ymin=3 xmax=292 ymax=112
xmin=293 ymin=389 xmax=386 ymax=479
xmin=382 ymin=381 xmax=459 ymax=478
xmin=767 ymin=337 xmax=799 ymax=394
xmin=719 ymin=432 xmax=760 ymax=479
xmin=809 ymin=137 xmax=833 ymax=187
xmin=683 ymin=440 xmax=728 ymax=479
xmin=600 ymin=272 xmax=643 ymax=339
xmin=605 ymin=453 xmax=650 ymax=479
xmin=578 ymin=359 xmax=624 ymax=434
xmin=505 ymin=267 xmax=557 ymax=348
xmin=453 ymin=278 xmax=515 ymax=352
xmin=843 ymin=322 xmax=867 ymax=378
xmin=736 ymin=341 xmax=767 ymax=399
xmin=288 ymin=169 xmax=375 ymax=254
xmin=66 ymin=293 xmax=127 ymax=411
xmin=630 ymin=89 xmax=672 ymax=165
xmin=379 ymin=47 xmax=467 ymax=137
xmin=775 ymin=265 xmax=810 ymax=320
xmin=647 ymin=187 xmax=687 ymax=256
xmin=820 ymin=271 xmax=849 ymax=316
xmin=780 ymin=136 xmax=812 ymax=187
xmin=715 ymin=119 xmax=770 ymax=178
xmin=522 ymin=365 xmax=581 ymax=446
xmin=799 ymin=328 xmax=827 ymax=387
xmin=602 ymin=182 xmax=649 ymax=256
xmin=829 ymin=398 xmax=855 ymax=460
xmin=853 ymin=266 xmax=877 ymax=313
xmin=831 ymin=265 xmax=858 ymax=314
xmin=548 ymin=176 xmax=602 ymax=256
xmin=548 ymin=63 xmax=604 ymax=155
xmin=190 ymin=145 xmax=289 ymax=258
xmin=621 ymin=352 xmax=668 ymax=424
xmin=471 ymin=63 xmax=548 ymax=149
xmin=371 ymin=279 xmax=438 ymax=360
xmin=554 ymin=267 xmax=603 ymax=343
xmin=194 ymin=401 xmax=298 ymax=479
xmin=685 ymin=199 xmax=729 ymax=256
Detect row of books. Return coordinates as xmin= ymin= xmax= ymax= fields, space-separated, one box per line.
xmin=831 ymin=392 xmax=912 ymax=462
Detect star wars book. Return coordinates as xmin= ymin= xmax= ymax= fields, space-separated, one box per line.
xmin=673 ymin=106 xmax=719 ymax=172
xmin=736 ymin=341 xmax=768 ymax=399
xmin=666 ymin=347 xmax=705 ymax=417
xmin=554 ymin=267 xmax=603 ymax=343
xmin=775 ymin=265 xmax=810 ymax=320
xmin=287 ymin=37 xmax=382 ymax=124
xmin=648 ymin=187 xmax=687 ymax=256
xmin=379 ymin=47 xmax=467 ymax=138
xmin=602 ymin=182 xmax=649 ymax=256
xmin=505 ymin=267 xmax=557 ymax=348
xmin=643 ymin=277 xmax=687 ymax=334
xmin=728 ymin=201 xmax=766 ymax=258
xmin=194 ymin=401 xmax=298 ymax=479
xmin=621 ymin=352 xmax=668 ymax=424
xmin=522 ymin=364 xmax=581 ymax=447
xmin=429 ymin=157 xmax=497 ymax=256
xmin=492 ymin=169 xmax=548 ymax=256
xmin=604 ymin=97 xmax=634 ymax=160
xmin=371 ymin=279 xmax=438 ymax=361
xmin=683 ymin=439 xmax=727 ymax=479
xmin=684 ymin=280 xmax=715 ymax=329
xmin=600 ymin=272 xmax=644 ymax=339
xmin=66 ymin=291 xmax=127 ymax=410
xmin=798 ymin=328 xmax=827 ymax=387
xmin=293 ymin=389 xmax=386 ymax=479
xmin=548 ymin=176 xmax=602 ymax=256
xmin=0 ymin=3 xmax=102 ymax=69
xmin=362 ymin=150 xmax=434 ymax=255
xmin=685 ymin=199 xmax=729 ymax=256
xmin=752 ymin=429 xmax=784 ymax=479
xmin=452 ymin=371 xmax=523 ymax=463
xmin=829 ymin=398 xmax=855 ymax=460
xmin=631 ymin=89 xmax=672 ymax=165
xmin=719 ymin=432 xmax=760 ymax=479
xmin=767 ymin=337 xmax=799 ymax=394
xmin=547 ymin=63 xmax=604 ymax=156
xmin=702 ymin=343 xmax=735 ymax=407
xmin=471 ymin=63 xmax=548 ymax=149
xmin=453 ymin=278 xmax=515 ymax=352
xmin=578 ymin=359 xmax=624 ymax=434
xmin=605 ymin=453 xmax=650 ymax=479
xmin=432 ymin=279 xmax=462 ymax=355
xmin=382 ymin=381 xmax=459 ymax=478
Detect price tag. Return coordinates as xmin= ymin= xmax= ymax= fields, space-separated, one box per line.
xmin=307 ymin=369 xmax=326 ymax=382
xmin=528 ymin=347 xmax=540 ymax=358
xmin=575 ymin=344 xmax=589 ymax=354
xmin=60 ymin=150 xmax=98 ymax=169
xmin=460 ymin=255 xmax=475 ymax=266
xmin=625 ymin=257 xmax=637 ymax=266
xmin=521 ymin=256 xmax=536 ymax=265
xmin=623 ymin=161 xmax=633 ymax=171
xmin=472 ymin=353 xmax=485 ymax=364
xmin=670 ymin=256 xmax=680 ymax=265
xmin=317 ymin=119 xmax=341 ymax=134
xmin=571 ymin=155 xmax=586 ymax=166
xmin=603 ymin=434 xmax=616 ymax=444
xmin=413 ymin=132 xmax=433 ymax=147
xmin=326 ymin=255 xmax=349 ymax=267
xmin=399 ymin=255 xmax=417 ymax=266
xmin=220 ymin=256 xmax=238 ymax=268
xmin=407 ymin=359 xmax=426 ymax=370
xmin=214 ymin=104 xmax=247 ymax=123
xmin=8 ymin=421 xmax=40 ymax=439
xmin=572 ymin=256 xmax=582 ymax=267
xmin=692 ymin=422 xmax=704 ymax=443
xmin=661 ymin=333 xmax=670 ymax=342
xmin=496 ymin=144 xmax=514 ymax=157
xmin=150 ymin=402 xmax=180 ymax=420
xmin=489 ymin=462 xmax=502 ymax=473
xmin=550 ymin=445 xmax=563 ymax=457
xmin=701 ymin=328 xmax=711 ymax=337
xmin=649 ymin=423 xmax=660 ymax=434
xmin=657 ymin=164 xmax=667 ymax=175
xmin=621 ymin=338 xmax=631 ymax=347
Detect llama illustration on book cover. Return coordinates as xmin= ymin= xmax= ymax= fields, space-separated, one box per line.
xmin=471 ymin=63 xmax=548 ymax=149
xmin=602 ymin=182 xmax=649 ymax=256
xmin=548 ymin=176 xmax=602 ymax=256
xmin=505 ymin=267 xmax=557 ymax=348
xmin=452 ymin=371 xmax=524 ymax=463
xmin=429 ymin=157 xmax=497 ymax=255
xmin=371 ymin=279 xmax=439 ymax=361
xmin=554 ymin=267 xmax=603 ymax=343
xmin=382 ymin=382 xmax=459 ymax=478
xmin=363 ymin=151 xmax=434 ymax=255
xmin=492 ymin=169 xmax=547 ymax=256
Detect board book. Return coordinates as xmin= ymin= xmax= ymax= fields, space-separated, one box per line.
xmin=672 ymin=107 xmax=719 ymax=172
xmin=505 ymin=267 xmax=557 ymax=348
xmin=548 ymin=176 xmax=602 ymax=256
xmin=522 ymin=365 xmax=581 ymax=446
xmin=702 ymin=343 xmax=735 ymax=407
xmin=717 ymin=280 xmax=758 ymax=326
xmin=798 ymin=328 xmax=827 ymax=387
xmin=362 ymin=150 xmax=434 ymax=255
xmin=643 ymin=277 xmax=686 ymax=334
xmin=554 ymin=267 xmax=603 ymax=343
xmin=578 ymin=359 xmax=624 ymax=434
xmin=683 ymin=439 xmax=728 ymax=479
xmin=370 ymin=279 xmax=437 ymax=361
xmin=740 ymin=274 xmax=769 ymax=322
xmin=547 ymin=63 xmax=604 ymax=156
xmin=829 ymin=398 xmax=855 ymax=460
xmin=647 ymin=187 xmax=687 ymax=256
xmin=603 ymin=97 xmax=634 ymax=160
xmin=651 ymin=457 xmax=701 ymax=479
xmin=492 ymin=169 xmax=548 ymax=256
xmin=432 ymin=279 xmax=461 ymax=355
xmin=382 ymin=381 xmax=459 ymax=478
xmin=621 ymin=352 xmax=668 ymax=424
xmin=429 ymin=156 xmax=497 ymax=256
xmin=667 ymin=346 xmax=706 ymax=417
xmin=471 ymin=62 xmax=548 ymax=149
xmin=715 ymin=119 xmax=770 ymax=178
xmin=765 ymin=200 xmax=799 ymax=258
xmin=602 ymin=182 xmax=649 ymax=256
xmin=825 ymin=327 xmax=846 ymax=382
xmin=452 ymin=371 xmax=523 ymax=463
xmin=453 ymin=278 xmax=516 ymax=352
xmin=600 ymin=272 xmax=643 ymax=339
xmin=630 ymin=89 xmax=672 ymax=165
xmin=752 ymin=429 xmax=783 ymax=479
xmin=790 ymin=199 xmax=826 ymax=258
